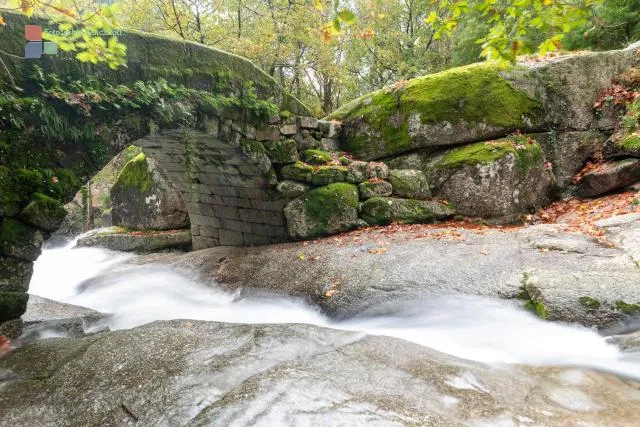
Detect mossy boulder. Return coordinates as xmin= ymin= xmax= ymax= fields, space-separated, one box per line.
xmin=302 ymin=149 xmax=332 ymax=165
xmin=328 ymin=62 xmax=544 ymax=160
xmin=284 ymin=183 xmax=360 ymax=239
xmin=346 ymin=161 xmax=370 ymax=183
xmin=276 ymin=180 xmax=309 ymax=198
xmin=577 ymin=158 xmax=640 ymax=198
xmin=426 ymin=137 xmax=554 ymax=219
xmin=280 ymin=161 xmax=314 ymax=183
xmin=264 ymin=139 xmax=299 ymax=164
xmin=329 ymin=47 xmax=639 ymax=160
xmin=0 ymin=218 xmax=43 ymax=262
xmin=0 ymin=291 xmax=29 ymax=322
xmin=360 ymin=197 xmax=454 ymax=225
xmin=0 ymin=257 xmax=33 ymax=293
xmin=388 ymin=169 xmax=430 ymax=200
xmin=18 ymin=193 xmax=67 ymax=232
xmin=110 ymin=153 xmax=189 ymax=230
xmin=358 ymin=181 xmax=393 ymax=199
xmin=311 ymin=166 xmax=347 ymax=186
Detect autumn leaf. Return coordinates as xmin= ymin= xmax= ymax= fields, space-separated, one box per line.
xmin=0 ymin=15 xmax=5 ymax=26
xmin=20 ymin=0 xmax=34 ymax=17
xmin=368 ymin=247 xmax=387 ymax=255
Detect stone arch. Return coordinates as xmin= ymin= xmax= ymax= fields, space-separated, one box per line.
xmin=137 ymin=127 xmax=289 ymax=249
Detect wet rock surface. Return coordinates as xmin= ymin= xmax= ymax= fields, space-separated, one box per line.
xmin=76 ymin=227 xmax=192 ymax=253
xmin=21 ymin=295 xmax=108 ymax=339
xmin=137 ymin=216 xmax=640 ymax=328
xmin=1 ymin=320 xmax=640 ymax=426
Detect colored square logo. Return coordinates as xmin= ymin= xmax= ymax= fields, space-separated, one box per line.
xmin=25 ymin=42 xmax=42 ymax=59
xmin=43 ymin=42 xmax=57 ymax=55
xmin=25 ymin=25 xmax=42 ymax=41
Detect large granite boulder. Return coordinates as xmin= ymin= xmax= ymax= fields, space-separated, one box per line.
xmin=1 ymin=320 xmax=639 ymax=426
xmin=329 ymin=45 xmax=638 ymax=160
xmin=577 ymin=158 xmax=640 ymax=198
xmin=110 ymin=153 xmax=189 ymax=230
xmin=426 ymin=138 xmax=555 ymax=218
xmin=284 ymin=183 xmax=360 ymax=239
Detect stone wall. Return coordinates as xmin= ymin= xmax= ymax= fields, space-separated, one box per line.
xmin=136 ymin=116 xmax=342 ymax=249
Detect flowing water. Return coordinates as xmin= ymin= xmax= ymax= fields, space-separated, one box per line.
xmin=30 ymin=237 xmax=640 ymax=379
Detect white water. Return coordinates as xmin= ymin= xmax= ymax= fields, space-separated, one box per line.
xmin=30 ymin=239 xmax=640 ymax=379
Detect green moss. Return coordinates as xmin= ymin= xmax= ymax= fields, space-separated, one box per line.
xmin=240 ymin=139 xmax=267 ymax=156
xmin=311 ymin=166 xmax=347 ymax=186
xmin=618 ymin=134 xmax=640 ymax=152
xmin=0 ymin=218 xmax=40 ymax=260
xmin=436 ymin=136 xmax=543 ymax=174
xmin=303 ymin=149 xmax=332 ymax=165
xmin=18 ymin=192 xmax=67 ymax=232
xmin=339 ymin=156 xmax=352 ymax=165
xmin=329 ymin=62 xmax=542 ymax=154
xmin=614 ymin=300 xmax=640 ymax=315
xmin=360 ymin=197 xmax=452 ymax=225
xmin=578 ymin=296 xmax=601 ymax=310
xmin=0 ymin=166 xmax=23 ymax=216
xmin=0 ymin=291 xmax=29 ymax=321
xmin=263 ymin=139 xmax=298 ymax=163
xmin=280 ymin=161 xmax=314 ymax=183
xmin=302 ymin=183 xmax=359 ymax=237
xmin=113 ymin=153 xmax=152 ymax=193
xmin=523 ymin=300 xmax=549 ymax=319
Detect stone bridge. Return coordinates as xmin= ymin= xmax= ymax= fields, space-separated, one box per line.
xmin=136 ymin=118 xmax=340 ymax=249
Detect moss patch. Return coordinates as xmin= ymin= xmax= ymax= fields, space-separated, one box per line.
xmin=303 ymin=149 xmax=332 ymax=165
xmin=578 ymin=296 xmax=601 ymax=310
xmin=617 ymin=134 xmax=640 ymax=152
xmin=113 ymin=153 xmax=152 ymax=193
xmin=18 ymin=192 xmax=67 ymax=232
xmin=436 ymin=135 xmax=543 ymax=174
xmin=280 ymin=161 xmax=314 ymax=183
xmin=0 ymin=291 xmax=29 ymax=321
xmin=614 ymin=300 xmax=640 ymax=315
xmin=523 ymin=300 xmax=549 ymax=319
xmin=329 ymin=62 xmax=542 ymax=154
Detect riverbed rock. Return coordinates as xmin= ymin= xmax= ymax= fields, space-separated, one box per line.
xmin=577 ymin=158 xmax=640 ymax=198
xmin=75 ymin=227 xmax=192 ymax=253
xmin=140 ymin=219 xmax=640 ymax=328
xmin=110 ymin=153 xmax=190 ymax=230
xmin=284 ymin=183 xmax=360 ymax=239
xmin=21 ymin=294 xmax=108 ymax=339
xmin=1 ymin=320 xmax=639 ymax=426
xmin=427 ymin=138 xmax=555 ymax=218
xmin=361 ymin=197 xmax=454 ymax=225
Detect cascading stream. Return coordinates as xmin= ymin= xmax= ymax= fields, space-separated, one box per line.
xmin=30 ymin=237 xmax=640 ymax=380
